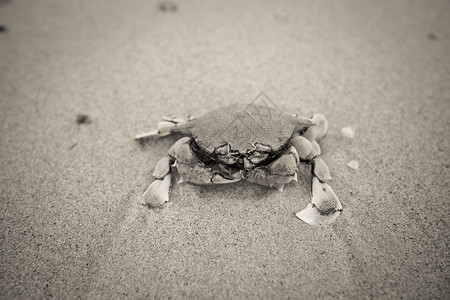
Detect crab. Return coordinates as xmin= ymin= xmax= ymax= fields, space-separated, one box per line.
xmin=135 ymin=103 xmax=342 ymax=225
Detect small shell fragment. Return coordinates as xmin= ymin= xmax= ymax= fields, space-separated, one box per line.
xmin=341 ymin=126 xmax=355 ymax=139
xmin=347 ymin=160 xmax=359 ymax=170
xmin=141 ymin=174 xmax=171 ymax=207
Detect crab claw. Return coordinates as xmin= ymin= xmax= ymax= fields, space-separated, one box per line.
xmin=295 ymin=177 xmax=342 ymax=225
xmin=141 ymin=174 xmax=172 ymax=207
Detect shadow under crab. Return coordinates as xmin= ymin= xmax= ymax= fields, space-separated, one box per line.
xmin=135 ymin=104 xmax=342 ymax=225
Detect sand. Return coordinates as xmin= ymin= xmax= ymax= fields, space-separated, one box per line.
xmin=1 ymin=0 xmax=449 ymax=299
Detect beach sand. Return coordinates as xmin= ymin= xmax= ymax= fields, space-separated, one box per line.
xmin=1 ymin=0 xmax=449 ymax=298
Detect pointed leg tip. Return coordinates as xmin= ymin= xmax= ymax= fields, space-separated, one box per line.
xmin=135 ymin=129 xmax=160 ymax=140
xmin=295 ymin=203 xmax=317 ymax=225
xmin=140 ymin=193 xmax=169 ymax=207
xmin=296 ymin=203 xmax=342 ymax=225
xmin=142 ymin=175 xmax=171 ymax=207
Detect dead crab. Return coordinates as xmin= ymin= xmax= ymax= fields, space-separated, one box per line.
xmin=135 ymin=104 xmax=342 ymax=225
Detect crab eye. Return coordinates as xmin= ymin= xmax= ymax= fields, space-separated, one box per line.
xmin=215 ymin=144 xmax=231 ymax=155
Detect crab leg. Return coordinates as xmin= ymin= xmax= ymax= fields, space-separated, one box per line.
xmin=142 ymin=136 xmax=243 ymax=207
xmin=135 ymin=111 xmax=208 ymax=140
xmin=290 ymin=130 xmax=342 ymax=225
xmin=302 ymin=113 xmax=328 ymax=142
xmin=141 ymin=156 xmax=174 ymax=207
xmin=296 ymin=177 xmax=342 ymax=225
xmin=291 ymin=136 xmax=331 ymax=181
xmin=244 ymin=146 xmax=299 ymax=192
xmin=135 ymin=118 xmax=192 ymax=140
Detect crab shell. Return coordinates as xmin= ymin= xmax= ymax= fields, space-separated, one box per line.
xmin=138 ymin=104 xmax=341 ymax=225
xmin=185 ymin=104 xmax=314 ymax=155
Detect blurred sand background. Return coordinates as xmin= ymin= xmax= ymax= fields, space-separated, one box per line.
xmin=1 ymin=0 xmax=449 ymax=299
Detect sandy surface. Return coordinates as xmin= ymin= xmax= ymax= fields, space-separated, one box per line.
xmin=1 ymin=0 xmax=449 ymax=299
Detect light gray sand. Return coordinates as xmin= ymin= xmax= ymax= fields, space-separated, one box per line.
xmin=1 ymin=0 xmax=449 ymax=299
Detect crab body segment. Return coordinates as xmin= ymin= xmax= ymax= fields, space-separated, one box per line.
xmin=136 ymin=104 xmax=342 ymax=225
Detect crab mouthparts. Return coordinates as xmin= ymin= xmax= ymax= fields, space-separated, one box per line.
xmin=217 ymin=152 xmax=274 ymax=170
